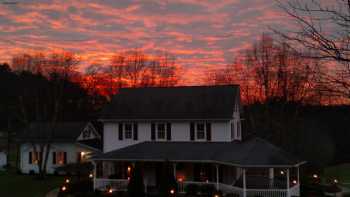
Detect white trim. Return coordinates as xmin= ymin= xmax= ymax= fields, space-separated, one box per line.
xmin=91 ymin=158 xmax=306 ymax=168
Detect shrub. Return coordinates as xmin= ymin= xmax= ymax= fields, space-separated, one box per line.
xmin=127 ymin=163 xmax=145 ymax=197
xmin=325 ymin=184 xmax=342 ymax=193
xmin=185 ymin=184 xmax=199 ymax=196
xmin=159 ymin=162 xmax=178 ymax=197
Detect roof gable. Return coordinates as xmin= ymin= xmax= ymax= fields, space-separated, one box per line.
xmin=100 ymin=85 xmax=239 ymax=120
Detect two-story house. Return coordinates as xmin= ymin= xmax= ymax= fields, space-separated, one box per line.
xmin=91 ymin=85 xmax=304 ymax=197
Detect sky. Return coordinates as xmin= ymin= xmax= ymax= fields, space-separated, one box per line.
xmin=0 ymin=0 xmax=292 ymax=84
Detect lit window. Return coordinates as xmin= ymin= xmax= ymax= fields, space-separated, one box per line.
xmin=124 ymin=124 xmax=133 ymax=139
xmin=196 ymin=123 xmax=205 ymax=140
xmin=57 ymin=152 xmax=66 ymax=164
xmin=157 ymin=123 xmax=166 ymax=139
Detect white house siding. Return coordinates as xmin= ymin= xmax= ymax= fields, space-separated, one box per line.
xmin=103 ymin=121 xmax=234 ymax=153
xmin=20 ymin=143 xmax=90 ymax=174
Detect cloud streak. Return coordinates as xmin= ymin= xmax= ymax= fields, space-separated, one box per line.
xmin=0 ymin=0 xmax=293 ymax=84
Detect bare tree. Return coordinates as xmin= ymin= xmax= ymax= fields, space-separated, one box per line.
xmin=275 ymin=0 xmax=350 ymax=99
xmin=14 ymin=51 xmax=80 ymax=178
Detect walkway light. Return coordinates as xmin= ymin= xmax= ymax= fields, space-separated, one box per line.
xmin=108 ymin=188 xmax=113 ymax=194
xmin=61 ymin=186 xmax=67 ymax=192
xmin=65 ymin=178 xmax=70 ymax=184
xmin=292 ymin=180 xmax=297 ymax=184
xmin=214 ymin=194 xmax=220 ymax=197
xmin=89 ymin=173 xmax=93 ymax=178
xmin=334 ymin=179 xmax=338 ymax=184
xmin=170 ymin=189 xmax=175 ymax=195
xmin=313 ymin=174 xmax=318 ymax=179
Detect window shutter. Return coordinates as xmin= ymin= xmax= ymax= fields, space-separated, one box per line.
xmin=118 ymin=123 xmax=123 ymax=140
xmin=206 ymin=122 xmax=211 ymax=141
xmin=29 ymin=152 xmax=32 ymax=164
xmin=190 ymin=122 xmax=195 ymax=141
xmin=166 ymin=123 xmax=171 ymax=141
xmin=151 ymin=123 xmax=156 ymax=140
xmin=63 ymin=152 xmax=67 ymax=164
xmin=133 ymin=123 xmax=138 ymax=140
xmin=52 ymin=152 xmax=56 ymax=164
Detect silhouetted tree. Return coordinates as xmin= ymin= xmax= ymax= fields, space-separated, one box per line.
xmin=127 ymin=163 xmax=145 ymax=197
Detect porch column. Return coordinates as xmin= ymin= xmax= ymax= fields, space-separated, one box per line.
xmin=215 ymin=165 xmax=219 ymax=190
xmin=92 ymin=161 xmax=96 ymax=190
xmin=173 ymin=163 xmax=177 ymax=178
xmin=243 ymin=168 xmax=247 ymax=197
xmin=269 ymin=168 xmax=274 ymax=188
xmin=286 ymin=168 xmax=290 ymax=197
xmin=297 ymin=166 xmax=300 ymax=185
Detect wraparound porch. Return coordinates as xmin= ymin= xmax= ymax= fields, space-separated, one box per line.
xmin=92 ymin=161 xmax=301 ymax=197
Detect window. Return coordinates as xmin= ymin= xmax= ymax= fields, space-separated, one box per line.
xmin=56 ymin=152 xmax=67 ymax=165
xmin=29 ymin=151 xmax=41 ymax=164
xmin=82 ymin=129 xmax=91 ymax=139
xmin=157 ymin=123 xmax=166 ymax=140
xmin=124 ymin=123 xmax=133 ymax=139
xmin=196 ymin=123 xmax=205 ymax=140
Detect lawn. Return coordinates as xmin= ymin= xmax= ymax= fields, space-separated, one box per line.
xmin=0 ymin=170 xmax=63 ymax=197
xmin=324 ymin=163 xmax=350 ymax=189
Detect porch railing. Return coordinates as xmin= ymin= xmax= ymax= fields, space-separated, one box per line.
xmin=289 ymin=184 xmax=300 ymax=196
xmin=94 ymin=178 xmax=129 ymax=191
xmin=246 ymin=189 xmax=288 ymax=197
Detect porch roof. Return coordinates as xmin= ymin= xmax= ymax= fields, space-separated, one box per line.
xmin=92 ymin=138 xmax=304 ymax=167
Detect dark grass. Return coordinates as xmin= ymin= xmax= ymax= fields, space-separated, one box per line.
xmin=0 ymin=169 xmax=63 ymax=197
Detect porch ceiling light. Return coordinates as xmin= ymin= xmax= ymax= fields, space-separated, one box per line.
xmin=280 ymin=171 xmax=284 ymax=175
xmin=81 ymin=152 xmax=85 ymax=157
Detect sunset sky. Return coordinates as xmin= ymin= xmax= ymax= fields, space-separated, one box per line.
xmin=0 ymin=0 xmax=293 ymax=84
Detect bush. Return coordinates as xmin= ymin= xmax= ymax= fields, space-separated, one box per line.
xmin=325 ymin=184 xmax=342 ymax=193
xmin=127 ymin=163 xmax=145 ymax=197
xmin=185 ymin=184 xmax=199 ymax=196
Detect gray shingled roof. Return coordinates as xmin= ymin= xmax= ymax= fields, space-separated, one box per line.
xmin=17 ymin=122 xmax=88 ymax=142
xmin=92 ymin=138 xmax=303 ymax=167
xmin=100 ymin=85 xmax=239 ymax=120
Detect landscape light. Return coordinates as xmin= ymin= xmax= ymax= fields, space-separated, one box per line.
xmin=170 ymin=189 xmax=175 ymax=195
xmin=108 ymin=188 xmax=113 ymax=194
xmin=65 ymin=178 xmax=70 ymax=183
xmin=214 ymin=194 xmax=220 ymax=197
xmin=61 ymin=186 xmax=67 ymax=192
xmin=334 ymin=179 xmax=338 ymax=183
xmin=313 ymin=174 xmax=318 ymax=179
xmin=89 ymin=173 xmax=93 ymax=178
xmin=292 ymin=180 xmax=297 ymax=184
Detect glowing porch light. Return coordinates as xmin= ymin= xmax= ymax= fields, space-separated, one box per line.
xmin=81 ymin=152 xmax=86 ymax=157
xmin=65 ymin=178 xmax=70 ymax=184
xmin=334 ymin=179 xmax=338 ymax=183
xmin=89 ymin=173 xmax=93 ymax=178
xmin=280 ymin=171 xmax=285 ymax=175
xmin=127 ymin=166 xmax=131 ymax=172
xmin=178 ymin=177 xmax=183 ymax=182
xmin=292 ymin=180 xmax=297 ymax=184
xmin=313 ymin=174 xmax=318 ymax=179
xmin=108 ymin=188 xmax=113 ymax=194
xmin=170 ymin=189 xmax=175 ymax=195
